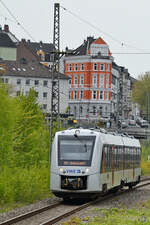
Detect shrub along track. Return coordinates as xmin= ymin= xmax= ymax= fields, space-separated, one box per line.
xmin=0 ymin=177 xmax=150 ymax=225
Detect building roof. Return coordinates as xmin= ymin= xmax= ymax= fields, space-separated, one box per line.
xmin=0 ymin=32 xmax=16 ymax=48
xmin=72 ymin=36 xmax=96 ymax=56
xmin=26 ymin=40 xmax=54 ymax=54
xmin=67 ymin=36 xmax=110 ymax=57
xmin=93 ymin=37 xmax=107 ymax=45
xmin=1 ymin=60 xmax=68 ymax=80
xmin=130 ymin=76 xmax=137 ymax=83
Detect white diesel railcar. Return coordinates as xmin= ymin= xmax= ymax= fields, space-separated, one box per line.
xmin=50 ymin=128 xmax=141 ymax=200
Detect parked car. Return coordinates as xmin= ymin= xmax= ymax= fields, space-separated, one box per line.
xmin=128 ymin=119 xmax=136 ymax=127
xmin=139 ymin=120 xmax=149 ymax=128
xmin=118 ymin=120 xmax=128 ymax=128
xmin=136 ymin=117 xmax=143 ymax=125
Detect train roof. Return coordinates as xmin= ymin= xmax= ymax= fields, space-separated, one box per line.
xmin=56 ymin=128 xmax=141 ymax=148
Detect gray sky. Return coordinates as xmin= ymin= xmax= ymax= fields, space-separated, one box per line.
xmin=0 ymin=0 xmax=150 ymax=78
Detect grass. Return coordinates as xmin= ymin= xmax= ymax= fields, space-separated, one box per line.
xmin=62 ymin=201 xmax=150 ymax=225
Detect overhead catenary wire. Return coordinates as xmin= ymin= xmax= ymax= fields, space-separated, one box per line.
xmin=0 ymin=0 xmax=36 ymax=41
xmin=0 ymin=14 xmax=16 ymax=23
xmin=60 ymin=5 xmax=150 ymax=53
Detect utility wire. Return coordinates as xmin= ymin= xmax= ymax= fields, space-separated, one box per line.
xmin=0 ymin=0 xmax=36 ymax=41
xmin=0 ymin=14 xmax=16 ymax=23
xmin=60 ymin=5 xmax=149 ymax=53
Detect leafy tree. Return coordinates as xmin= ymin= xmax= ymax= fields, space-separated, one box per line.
xmin=0 ymin=84 xmax=17 ymax=168
xmin=13 ymin=88 xmax=49 ymax=167
xmin=132 ymin=72 xmax=150 ymax=116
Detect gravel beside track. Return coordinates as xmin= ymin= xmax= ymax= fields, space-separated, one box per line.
xmin=55 ymin=185 xmax=150 ymax=225
xmin=1 ymin=183 xmax=150 ymax=224
xmin=0 ymin=197 xmax=61 ymax=223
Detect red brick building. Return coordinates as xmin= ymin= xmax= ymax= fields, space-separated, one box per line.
xmin=64 ymin=36 xmax=115 ymax=122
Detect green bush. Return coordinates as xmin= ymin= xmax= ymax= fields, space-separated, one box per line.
xmin=141 ymin=141 xmax=150 ymax=175
xmin=0 ymin=86 xmax=52 ymax=211
xmin=0 ymin=166 xmax=51 ymax=205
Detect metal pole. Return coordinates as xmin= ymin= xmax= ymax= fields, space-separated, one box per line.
xmin=50 ymin=3 xmax=60 ymax=161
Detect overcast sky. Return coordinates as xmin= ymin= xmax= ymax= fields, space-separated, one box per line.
xmin=0 ymin=0 xmax=150 ymax=78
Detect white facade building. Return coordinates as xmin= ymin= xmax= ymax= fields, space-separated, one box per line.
xmin=1 ymin=60 xmax=69 ymax=114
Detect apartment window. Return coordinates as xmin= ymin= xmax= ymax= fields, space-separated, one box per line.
xmin=93 ymin=90 xmax=97 ymax=99
xmin=69 ymin=64 xmax=72 ymax=71
xmin=93 ymin=106 xmax=96 ymax=115
xmin=43 ymin=92 xmax=47 ymax=98
xmin=80 ymin=90 xmax=83 ymax=99
xmin=106 ymin=74 xmax=109 ymax=88
xmin=105 ymin=106 xmax=108 ymax=116
xmin=16 ymin=91 xmax=20 ymax=96
xmin=74 ymin=106 xmax=77 ymax=116
xmin=35 ymin=80 xmax=39 ymax=86
xmin=43 ymin=80 xmax=48 ymax=86
xmin=80 ymin=106 xmax=83 ymax=114
xmin=68 ymin=79 xmax=71 ymax=86
xmin=107 ymin=64 xmax=110 ymax=71
xmin=100 ymin=91 xmax=103 ymax=100
xmin=81 ymin=63 xmax=84 ymax=71
xmin=100 ymin=63 xmax=104 ymax=71
xmin=26 ymin=79 xmax=30 ymax=85
xmin=111 ymin=75 xmax=116 ymax=85
xmin=74 ymin=75 xmax=78 ymax=85
xmin=80 ymin=74 xmax=84 ymax=85
xmin=105 ymin=91 xmax=108 ymax=100
xmin=69 ymin=91 xmax=71 ymax=99
xmin=99 ymin=106 xmax=103 ymax=115
xmin=5 ymin=78 xmax=8 ymax=83
xmin=93 ymin=63 xmax=97 ymax=70
xmin=92 ymin=74 xmax=97 ymax=86
xmin=43 ymin=104 xmax=47 ymax=110
xmin=74 ymin=91 xmax=77 ymax=99
xmin=99 ymin=74 xmax=104 ymax=87
xmin=75 ymin=64 xmax=78 ymax=71
xmin=17 ymin=79 xmax=21 ymax=85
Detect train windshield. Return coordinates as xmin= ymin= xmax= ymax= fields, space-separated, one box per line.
xmin=58 ymin=135 xmax=96 ymax=166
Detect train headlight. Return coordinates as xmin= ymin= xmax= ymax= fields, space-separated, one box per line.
xmin=59 ymin=168 xmax=64 ymax=173
xmin=85 ymin=168 xmax=89 ymax=173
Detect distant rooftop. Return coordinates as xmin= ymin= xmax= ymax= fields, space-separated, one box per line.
xmin=0 ymin=60 xmax=68 ymax=80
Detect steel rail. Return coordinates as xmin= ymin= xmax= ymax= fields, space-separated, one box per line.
xmin=0 ymin=202 xmax=62 ymax=225
xmin=1 ymin=177 xmax=150 ymax=225
xmin=40 ymin=179 xmax=150 ymax=225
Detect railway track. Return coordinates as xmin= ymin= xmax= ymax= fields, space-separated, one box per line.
xmin=1 ymin=177 xmax=150 ymax=225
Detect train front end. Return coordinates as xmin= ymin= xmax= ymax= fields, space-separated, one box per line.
xmin=50 ymin=129 xmax=101 ymax=199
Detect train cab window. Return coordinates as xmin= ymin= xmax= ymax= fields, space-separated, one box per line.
xmin=58 ymin=135 xmax=96 ymax=166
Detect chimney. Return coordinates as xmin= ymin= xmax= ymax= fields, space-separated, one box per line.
xmin=21 ymin=38 xmax=26 ymax=43
xmin=4 ymin=24 xmax=9 ymax=32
